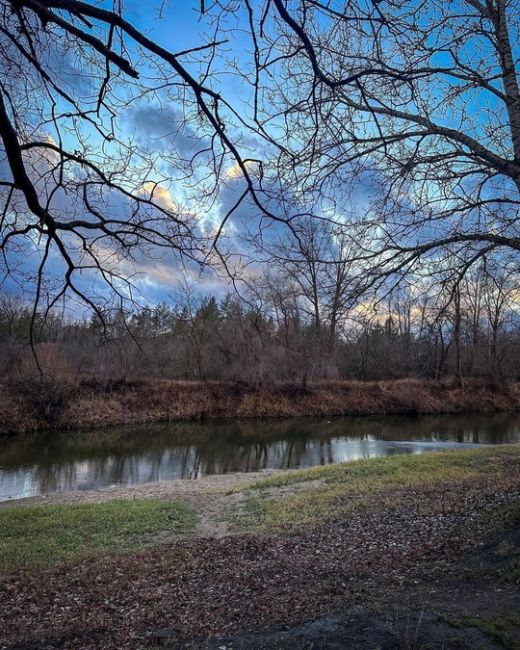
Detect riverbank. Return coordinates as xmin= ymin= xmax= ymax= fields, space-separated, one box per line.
xmin=0 ymin=446 xmax=519 ymax=649
xmin=2 ymin=377 xmax=520 ymax=435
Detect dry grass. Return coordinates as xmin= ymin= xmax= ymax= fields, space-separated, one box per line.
xmin=229 ymin=444 xmax=520 ymax=531
xmin=1 ymin=377 xmax=520 ymax=434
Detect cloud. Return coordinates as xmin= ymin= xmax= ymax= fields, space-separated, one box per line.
xmin=126 ymin=105 xmax=205 ymax=159
xmin=46 ymin=46 xmax=92 ymax=97
xmin=140 ymin=182 xmax=178 ymax=213
xmin=225 ymin=159 xmax=260 ymax=180
xmin=0 ymin=130 xmax=211 ymax=310
xmin=2 ymin=120 xmax=386 ymax=311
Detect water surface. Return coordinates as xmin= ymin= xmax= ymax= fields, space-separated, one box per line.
xmin=1 ymin=413 xmax=519 ymax=501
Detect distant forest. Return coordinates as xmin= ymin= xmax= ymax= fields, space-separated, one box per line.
xmin=2 ymin=255 xmax=519 ymax=386
xmin=2 ymin=0 xmax=520 ymax=398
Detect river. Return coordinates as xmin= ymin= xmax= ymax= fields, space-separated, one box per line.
xmin=1 ymin=413 xmax=520 ymax=500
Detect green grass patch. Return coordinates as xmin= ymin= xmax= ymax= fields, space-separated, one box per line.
xmin=0 ymin=498 xmax=196 ymax=571
xmin=248 ymin=445 xmax=520 ymax=490
xmin=230 ymin=445 xmax=520 ymax=532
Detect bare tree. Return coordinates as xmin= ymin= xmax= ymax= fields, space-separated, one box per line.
xmin=4 ymin=0 xmax=520 ymax=359
xmin=248 ymin=0 xmax=520 ymax=285
xmin=0 ymin=0 xmax=287 ymax=333
xmin=254 ymin=216 xmax=358 ymax=353
xmin=481 ymin=259 xmax=518 ymax=379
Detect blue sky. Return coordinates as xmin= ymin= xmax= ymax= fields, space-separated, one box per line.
xmin=3 ymin=0 xmax=518 ymax=315
xmin=1 ymin=1 xmax=270 ymax=312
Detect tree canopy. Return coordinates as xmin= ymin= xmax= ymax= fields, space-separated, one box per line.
xmin=1 ymin=0 xmax=519 ymax=322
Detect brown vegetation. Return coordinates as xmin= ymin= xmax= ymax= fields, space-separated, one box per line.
xmin=2 ymin=378 xmax=520 ymax=436
xmin=1 ymin=449 xmax=519 ymax=649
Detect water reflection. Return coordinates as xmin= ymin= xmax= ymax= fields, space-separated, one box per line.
xmin=1 ymin=413 xmax=520 ymax=500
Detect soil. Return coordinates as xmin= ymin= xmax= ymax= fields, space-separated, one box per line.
xmin=1 ymin=465 xmax=519 ymax=650
xmin=177 ymin=610 xmax=508 ymax=650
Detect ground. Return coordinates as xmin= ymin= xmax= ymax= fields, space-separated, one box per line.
xmin=1 ymin=446 xmax=519 ymax=649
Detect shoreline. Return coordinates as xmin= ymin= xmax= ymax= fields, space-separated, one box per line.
xmin=2 ymin=442 xmax=519 ymax=512
xmin=2 ymin=377 xmax=520 ymax=436
xmin=1 ymin=446 xmax=519 ymax=649
xmin=0 ymin=467 xmax=285 ymax=511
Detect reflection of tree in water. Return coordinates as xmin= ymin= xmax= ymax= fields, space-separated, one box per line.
xmin=30 ymin=462 xmax=80 ymax=494
xmin=1 ymin=413 xmax=520 ymax=499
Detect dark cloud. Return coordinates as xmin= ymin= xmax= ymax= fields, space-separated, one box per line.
xmin=46 ymin=48 xmax=91 ymax=97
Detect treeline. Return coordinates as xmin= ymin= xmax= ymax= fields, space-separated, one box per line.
xmin=1 ymin=259 xmax=520 ymax=386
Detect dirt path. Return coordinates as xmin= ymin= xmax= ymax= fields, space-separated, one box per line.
xmin=0 ymin=471 xmax=265 ymax=539
xmin=0 ymin=469 xmax=319 ymax=538
xmin=1 ymin=469 xmax=520 ymax=650
xmin=0 ymin=469 xmax=273 ymax=508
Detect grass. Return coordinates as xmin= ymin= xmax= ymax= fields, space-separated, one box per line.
xmin=478 ymin=502 xmax=520 ymax=586
xmin=456 ymin=612 xmax=520 ymax=650
xmin=230 ymin=445 xmax=520 ymax=531
xmin=493 ymin=502 xmax=520 ymax=586
xmin=0 ymin=498 xmax=196 ymax=571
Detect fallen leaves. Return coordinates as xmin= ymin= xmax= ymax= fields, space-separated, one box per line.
xmin=1 ymin=466 xmax=519 ymax=649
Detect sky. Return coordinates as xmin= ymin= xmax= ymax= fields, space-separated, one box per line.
xmin=2 ymin=0 xmax=518 ymax=316
xmin=2 ymin=0 xmax=377 ymax=315
xmin=1 ymin=1 xmax=276 ymax=312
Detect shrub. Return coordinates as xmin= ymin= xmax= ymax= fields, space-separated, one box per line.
xmin=11 ymin=373 xmax=78 ymax=423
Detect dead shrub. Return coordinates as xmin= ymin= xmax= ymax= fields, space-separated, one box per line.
xmin=11 ymin=373 xmax=79 ymax=423
xmin=9 ymin=344 xmax=79 ymax=423
xmin=78 ymin=376 xmax=147 ymax=395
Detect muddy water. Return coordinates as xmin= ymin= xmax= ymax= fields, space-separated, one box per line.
xmin=1 ymin=413 xmax=519 ymax=500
